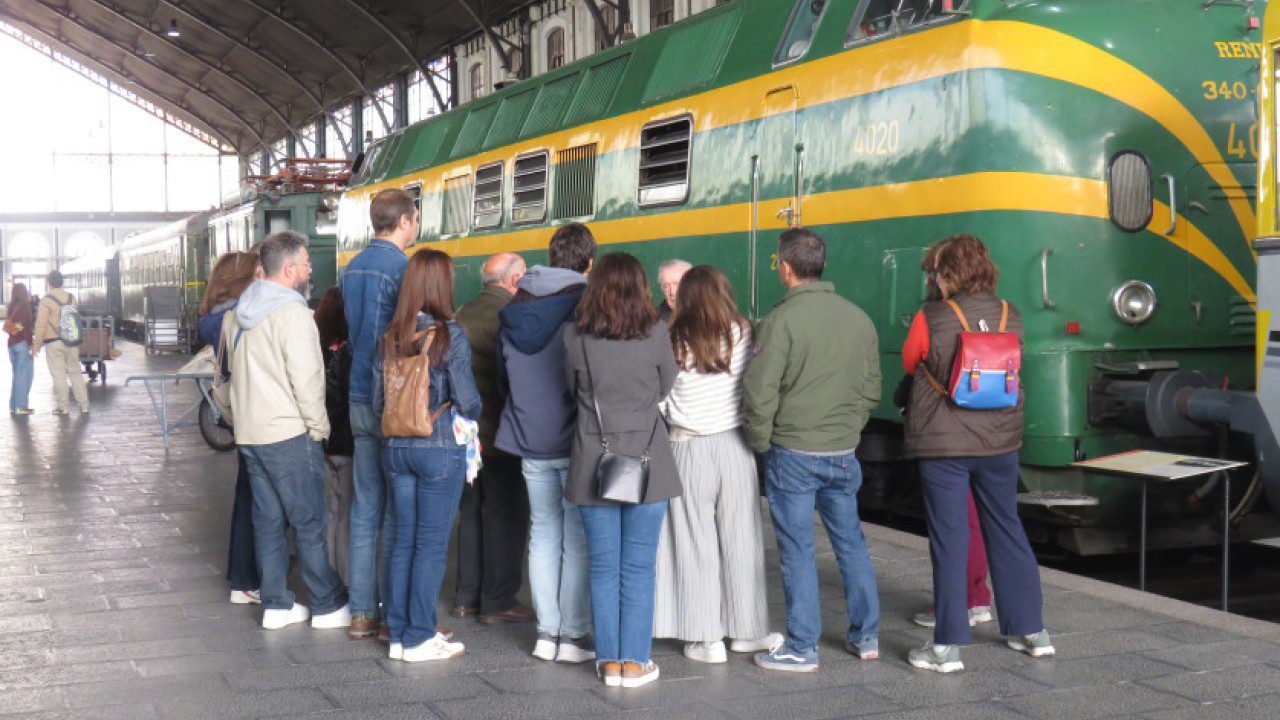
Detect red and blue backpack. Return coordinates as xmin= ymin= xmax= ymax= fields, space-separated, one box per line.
xmin=921 ymin=299 xmax=1021 ymax=410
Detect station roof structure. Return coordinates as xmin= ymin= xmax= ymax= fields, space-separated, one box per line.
xmin=0 ymin=0 xmax=533 ymax=154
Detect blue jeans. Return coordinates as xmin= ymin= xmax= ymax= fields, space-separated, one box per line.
xmin=385 ymin=445 xmax=465 ymax=649
xmin=9 ymin=340 xmax=32 ymax=411
xmin=522 ymin=458 xmax=591 ymax=638
xmin=920 ymin=452 xmax=1044 ymax=645
xmin=579 ymin=501 xmax=668 ymax=664
xmin=765 ymin=445 xmax=879 ymax=657
xmin=349 ymin=402 xmax=394 ymax=618
xmin=226 ymin=451 xmax=260 ymax=592
xmin=241 ymin=434 xmax=347 ymax=613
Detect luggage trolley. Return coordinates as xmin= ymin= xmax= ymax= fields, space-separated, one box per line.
xmin=78 ymin=314 xmax=117 ymax=383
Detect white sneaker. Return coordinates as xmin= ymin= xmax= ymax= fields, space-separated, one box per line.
xmin=555 ymin=636 xmax=596 ymax=663
xmin=229 ymin=589 xmax=261 ymax=605
xmin=729 ymin=632 xmax=784 ymax=653
xmin=683 ymin=640 xmax=728 ymax=663
xmin=969 ymin=605 xmax=994 ymax=625
xmin=262 ymin=603 xmax=309 ymax=630
xmin=311 ymin=604 xmax=352 ymax=630
xmin=389 ymin=642 xmax=403 ymax=660
xmin=532 ymin=632 xmax=559 ymax=660
xmin=402 ymin=632 xmax=465 ymax=662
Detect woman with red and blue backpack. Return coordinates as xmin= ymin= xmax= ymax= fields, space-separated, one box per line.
xmin=900 ymin=233 xmax=1053 ymax=673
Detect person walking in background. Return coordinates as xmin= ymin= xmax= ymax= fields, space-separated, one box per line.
xmin=653 ymin=265 xmax=780 ymax=663
xmin=342 ymin=188 xmax=417 ymax=640
xmin=223 ymin=231 xmax=349 ymax=632
xmin=743 ymin=228 xmax=882 ymax=673
xmin=316 ymin=286 xmax=354 ymax=585
xmin=30 ymin=270 xmax=89 ymax=415
xmin=198 ymin=251 xmax=263 ymax=605
xmin=494 ymin=223 xmax=597 ymax=663
xmin=563 ymin=252 xmax=679 ymax=689
xmin=451 ymin=252 xmax=535 ymax=625
xmin=901 ymin=233 xmax=1053 ymax=673
xmin=655 ymin=259 xmax=691 ymax=322
xmin=375 ymin=249 xmax=482 ymax=662
xmin=6 ymin=283 xmax=35 ymax=415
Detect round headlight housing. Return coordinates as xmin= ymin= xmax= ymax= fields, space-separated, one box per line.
xmin=1111 ymin=280 xmax=1157 ymax=326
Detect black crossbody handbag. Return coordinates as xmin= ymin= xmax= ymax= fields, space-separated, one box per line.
xmin=580 ymin=336 xmax=654 ymax=504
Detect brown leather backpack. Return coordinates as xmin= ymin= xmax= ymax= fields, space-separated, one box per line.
xmin=381 ymin=328 xmax=451 ymax=438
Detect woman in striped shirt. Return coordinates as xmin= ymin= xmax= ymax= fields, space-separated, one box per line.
xmin=652 ymin=265 xmax=781 ymax=663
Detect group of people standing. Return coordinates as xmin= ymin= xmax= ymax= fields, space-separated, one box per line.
xmin=192 ymin=183 xmax=1052 ymax=684
xmin=5 ymin=270 xmax=92 ymax=416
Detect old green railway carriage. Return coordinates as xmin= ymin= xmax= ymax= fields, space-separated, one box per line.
xmin=339 ymin=0 xmax=1265 ymax=553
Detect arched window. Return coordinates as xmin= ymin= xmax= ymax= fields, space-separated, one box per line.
xmin=595 ymin=4 xmax=618 ymax=51
xmin=547 ymin=28 xmax=565 ymax=70
xmin=470 ymin=63 xmax=486 ymax=101
xmin=9 ymin=231 xmax=52 ymax=296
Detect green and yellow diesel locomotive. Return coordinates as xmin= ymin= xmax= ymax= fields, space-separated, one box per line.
xmin=338 ymin=0 xmax=1266 ymax=554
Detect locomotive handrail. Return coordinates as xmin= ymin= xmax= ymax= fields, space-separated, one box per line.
xmin=1162 ymin=173 xmax=1177 ymax=235
xmin=1040 ymin=247 xmax=1056 ymax=309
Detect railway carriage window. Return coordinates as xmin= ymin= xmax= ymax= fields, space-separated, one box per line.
xmin=473 ymin=162 xmax=505 ymax=229
xmin=555 ymin=144 xmax=598 ymax=218
xmin=775 ymin=0 xmax=828 ymax=64
xmin=513 ymin=151 xmax=549 ymax=224
xmin=443 ymin=175 xmax=473 ymax=235
xmin=638 ymin=117 xmax=692 ymax=207
xmin=1107 ymin=151 xmax=1153 ymax=233
xmin=846 ymin=0 xmax=966 ymax=44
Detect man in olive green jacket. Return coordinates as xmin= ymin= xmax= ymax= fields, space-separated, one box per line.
xmin=743 ymin=228 xmax=881 ymax=673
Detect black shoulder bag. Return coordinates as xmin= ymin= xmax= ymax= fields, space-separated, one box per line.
xmin=580 ymin=336 xmax=653 ymax=504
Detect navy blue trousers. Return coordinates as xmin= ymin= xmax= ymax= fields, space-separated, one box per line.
xmin=919 ymin=452 xmax=1044 ymax=645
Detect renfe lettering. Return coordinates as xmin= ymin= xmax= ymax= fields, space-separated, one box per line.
xmin=1215 ymin=41 xmax=1263 ymax=58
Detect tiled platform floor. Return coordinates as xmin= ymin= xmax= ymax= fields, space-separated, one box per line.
xmin=4 ymin=341 xmax=1280 ymax=719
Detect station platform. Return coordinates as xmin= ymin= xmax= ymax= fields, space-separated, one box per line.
xmin=4 ymin=342 xmax=1280 ymax=719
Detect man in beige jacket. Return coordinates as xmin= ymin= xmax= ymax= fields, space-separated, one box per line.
xmin=30 ymin=270 xmax=89 ymax=415
xmin=222 ymin=231 xmax=349 ymax=631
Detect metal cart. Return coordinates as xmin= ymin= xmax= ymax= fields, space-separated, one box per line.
xmin=78 ymin=314 xmax=117 ymax=383
xmin=142 ymin=285 xmax=187 ymax=354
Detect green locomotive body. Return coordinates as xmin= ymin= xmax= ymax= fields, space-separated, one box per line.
xmin=339 ymin=0 xmax=1265 ymax=553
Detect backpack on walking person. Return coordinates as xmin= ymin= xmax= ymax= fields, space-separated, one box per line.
xmin=49 ymin=294 xmax=84 ymax=347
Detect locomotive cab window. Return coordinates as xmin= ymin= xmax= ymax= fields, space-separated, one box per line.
xmin=473 ymin=161 xmax=504 ymax=229
xmin=638 ymin=116 xmax=693 ymax=207
xmin=846 ymin=0 xmax=967 ymax=45
xmin=775 ymin=0 xmax=829 ymax=65
xmin=1107 ymin=151 xmax=1153 ymax=232
xmin=513 ymin=151 xmax=549 ymax=224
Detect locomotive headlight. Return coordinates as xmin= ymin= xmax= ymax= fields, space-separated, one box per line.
xmin=1111 ymin=280 xmax=1157 ymax=326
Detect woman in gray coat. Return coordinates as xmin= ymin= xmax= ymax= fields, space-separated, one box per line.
xmin=563 ymin=252 xmax=680 ymax=689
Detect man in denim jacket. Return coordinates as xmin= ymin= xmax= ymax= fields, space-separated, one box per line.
xmin=340 ymin=188 xmax=416 ymax=639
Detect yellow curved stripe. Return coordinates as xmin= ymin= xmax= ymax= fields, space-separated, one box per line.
xmin=346 ymin=173 xmax=1255 ymax=304
xmin=1151 ymin=199 xmax=1256 ymax=303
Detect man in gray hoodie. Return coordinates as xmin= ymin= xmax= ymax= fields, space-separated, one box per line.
xmin=223 ymin=231 xmax=349 ymax=632
xmin=494 ymin=223 xmax=596 ymax=663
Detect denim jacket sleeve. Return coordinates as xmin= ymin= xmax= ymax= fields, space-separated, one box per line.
xmin=371 ymin=340 xmax=385 ymax=418
xmin=447 ymin=322 xmax=483 ymax=421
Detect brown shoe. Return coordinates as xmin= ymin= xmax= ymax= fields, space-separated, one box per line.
xmin=377 ymin=622 xmax=390 ymax=644
xmin=478 ymin=603 xmax=537 ymax=625
xmin=449 ymin=604 xmax=478 ymax=618
xmin=349 ymin=614 xmax=378 ymax=639
xmin=600 ymin=661 xmax=622 ymax=687
xmin=621 ymin=661 xmax=659 ymax=688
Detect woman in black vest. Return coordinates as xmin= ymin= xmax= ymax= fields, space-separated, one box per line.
xmin=900 ymin=233 xmax=1053 ymax=673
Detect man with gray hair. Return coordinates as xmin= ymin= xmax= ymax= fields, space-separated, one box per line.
xmin=656 ymin=259 xmax=692 ymax=322
xmin=450 ymin=252 xmax=535 ymax=624
xmin=223 ymin=231 xmax=350 ymax=631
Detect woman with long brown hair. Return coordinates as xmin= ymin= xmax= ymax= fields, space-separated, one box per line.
xmin=374 ymin=248 xmax=481 ymax=662
xmin=652 ymin=265 xmax=779 ymax=662
xmin=314 ymin=286 xmax=353 ymax=584
xmin=6 ymin=282 xmax=35 ymax=414
xmin=198 ymin=251 xmax=262 ymax=606
xmin=563 ymin=252 xmax=679 ymax=689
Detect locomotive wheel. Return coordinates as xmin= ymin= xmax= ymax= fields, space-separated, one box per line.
xmin=198 ymin=398 xmax=236 ymax=452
